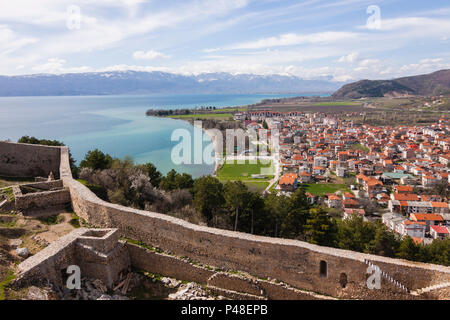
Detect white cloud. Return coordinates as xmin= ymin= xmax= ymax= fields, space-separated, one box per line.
xmin=359 ymin=59 xmax=380 ymax=67
xmin=338 ymin=52 xmax=359 ymax=63
xmin=419 ymin=58 xmax=443 ymax=64
xmin=100 ymin=64 xmax=172 ymax=73
xmin=31 ymin=58 xmax=92 ymax=74
xmin=133 ymin=50 xmax=170 ymax=60
xmin=399 ymin=58 xmax=450 ymax=75
xmin=225 ymin=31 xmax=358 ymax=50
xmin=0 ymin=25 xmax=38 ymax=56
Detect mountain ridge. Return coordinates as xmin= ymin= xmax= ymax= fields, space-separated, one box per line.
xmin=332 ymin=69 xmax=450 ymax=99
xmin=0 ymin=71 xmax=341 ymax=96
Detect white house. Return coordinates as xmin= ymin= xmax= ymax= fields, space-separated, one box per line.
xmin=398 ymin=220 xmax=426 ymax=239
xmin=430 ymin=225 xmax=449 ymax=239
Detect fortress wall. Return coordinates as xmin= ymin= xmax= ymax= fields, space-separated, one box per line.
xmin=16 ymin=229 xmax=85 ymax=287
xmin=58 ymin=146 xmax=450 ymax=299
xmin=1 ymin=143 xmax=447 ymax=299
xmin=14 ymin=187 xmax=71 ymax=211
xmin=127 ymin=243 xmax=215 ymax=285
xmin=0 ymin=141 xmax=61 ymax=178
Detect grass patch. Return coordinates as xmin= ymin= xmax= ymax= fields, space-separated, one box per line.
xmin=302 ymin=183 xmax=350 ymax=196
xmin=217 ymin=160 xmax=274 ymax=181
xmin=168 ymin=113 xmax=233 ymax=120
xmin=0 ymin=268 xmax=16 ymax=300
xmin=0 ymin=187 xmax=15 ymax=202
xmin=69 ymin=213 xmax=81 ymax=228
xmin=241 ymin=181 xmax=270 ymax=193
xmin=0 ymin=219 xmax=16 ymax=228
xmin=213 ymin=107 xmax=247 ymax=113
xmin=350 ymin=143 xmax=370 ymax=152
xmin=126 ymin=239 xmax=163 ymax=253
xmin=38 ymin=214 xmax=63 ymax=225
xmin=313 ymin=101 xmax=363 ymax=107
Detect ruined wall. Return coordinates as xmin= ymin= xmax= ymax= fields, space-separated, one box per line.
xmin=13 ymin=186 xmax=71 ymax=211
xmin=2 ymin=143 xmax=449 ymax=299
xmin=57 ymin=147 xmax=450 ymax=300
xmin=17 ymin=228 xmax=130 ymax=289
xmin=0 ymin=141 xmax=61 ymax=178
xmin=127 ymin=243 xmax=215 ymax=285
xmin=16 ymin=228 xmax=84 ymax=287
xmin=127 ymin=243 xmax=331 ymax=300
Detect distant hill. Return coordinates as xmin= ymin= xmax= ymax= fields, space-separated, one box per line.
xmin=332 ymin=69 xmax=450 ymax=99
xmin=0 ymin=71 xmax=342 ymax=96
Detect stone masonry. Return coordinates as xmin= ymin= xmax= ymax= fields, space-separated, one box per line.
xmin=1 ymin=141 xmax=449 ymax=299
xmin=16 ymin=228 xmax=130 ymax=289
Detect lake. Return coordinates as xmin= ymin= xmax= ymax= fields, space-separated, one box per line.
xmin=0 ymin=94 xmax=305 ymax=177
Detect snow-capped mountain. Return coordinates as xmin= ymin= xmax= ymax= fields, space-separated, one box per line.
xmin=0 ymin=71 xmax=343 ymax=96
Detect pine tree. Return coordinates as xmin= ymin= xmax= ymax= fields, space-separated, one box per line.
xmin=396 ymin=236 xmax=420 ymax=261
xmin=304 ymin=208 xmax=338 ymax=247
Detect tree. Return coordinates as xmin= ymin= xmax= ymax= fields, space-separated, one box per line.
xmin=140 ymin=163 xmax=162 ymax=187
xmin=304 ymin=208 xmax=338 ymax=247
xmin=431 ymin=180 xmax=449 ymax=198
xmin=368 ymin=222 xmax=400 ymax=257
xmin=224 ymin=181 xmax=250 ymax=231
xmin=280 ymin=188 xmax=311 ymax=239
xmin=396 ymin=236 xmax=420 ymax=261
xmin=235 ymin=191 xmax=265 ymax=234
xmin=193 ymin=176 xmax=224 ymax=223
xmin=262 ymin=120 xmax=268 ymax=129
xmin=264 ymin=193 xmax=291 ymax=237
xmin=160 ymin=170 xmax=194 ymax=191
xmin=420 ymin=238 xmax=450 ymax=266
xmin=175 ymin=173 xmax=194 ymax=190
xmin=337 ymin=215 xmax=376 ymax=253
xmin=80 ymin=149 xmax=113 ymax=170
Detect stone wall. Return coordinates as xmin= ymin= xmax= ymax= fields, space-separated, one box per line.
xmin=2 ymin=143 xmax=449 ymax=299
xmin=17 ymin=228 xmax=130 ymax=289
xmin=13 ymin=180 xmax=71 ymax=212
xmin=0 ymin=141 xmax=61 ymax=178
xmin=127 ymin=243 xmax=215 ymax=285
xmin=57 ymin=146 xmax=450 ymax=300
xmin=126 ymin=243 xmax=332 ymax=300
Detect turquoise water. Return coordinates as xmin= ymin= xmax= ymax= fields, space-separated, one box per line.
xmin=0 ymin=94 xmax=305 ymax=177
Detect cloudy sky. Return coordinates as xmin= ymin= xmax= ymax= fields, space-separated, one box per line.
xmin=0 ymin=0 xmax=449 ymax=81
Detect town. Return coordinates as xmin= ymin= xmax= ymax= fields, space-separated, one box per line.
xmin=232 ymin=109 xmax=450 ymax=245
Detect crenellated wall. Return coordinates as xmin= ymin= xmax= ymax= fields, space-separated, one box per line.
xmin=2 ymin=142 xmax=450 ymax=299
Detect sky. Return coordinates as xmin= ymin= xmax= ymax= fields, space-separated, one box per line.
xmin=0 ymin=0 xmax=449 ymax=81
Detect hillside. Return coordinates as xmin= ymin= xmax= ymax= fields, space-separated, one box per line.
xmin=0 ymin=71 xmax=342 ymax=96
xmin=332 ymin=69 xmax=450 ymax=99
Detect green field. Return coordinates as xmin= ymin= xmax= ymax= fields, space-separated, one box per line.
xmin=313 ymin=101 xmax=363 ymax=107
xmin=168 ymin=113 xmax=233 ymax=120
xmin=350 ymin=143 xmax=370 ymax=152
xmin=217 ymin=160 xmax=274 ymax=181
xmin=212 ymin=107 xmax=247 ymax=113
xmin=302 ymin=183 xmax=350 ymax=196
xmin=240 ymin=181 xmax=270 ymax=193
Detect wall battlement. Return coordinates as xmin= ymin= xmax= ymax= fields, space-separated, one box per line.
xmin=2 ymin=141 xmax=449 ymax=299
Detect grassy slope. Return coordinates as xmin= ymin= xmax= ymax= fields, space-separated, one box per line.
xmin=301 ymin=183 xmax=350 ymax=196
xmin=217 ymin=160 xmax=274 ymax=181
xmin=168 ymin=113 xmax=233 ymax=120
